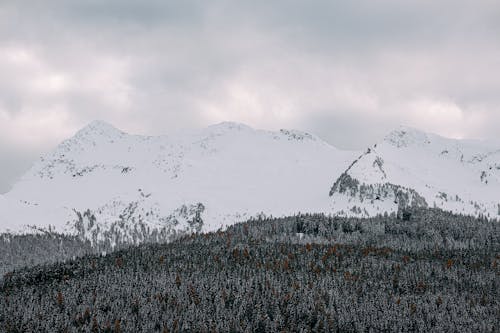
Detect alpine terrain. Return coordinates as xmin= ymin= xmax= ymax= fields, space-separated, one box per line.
xmin=0 ymin=121 xmax=357 ymax=247
xmin=330 ymin=126 xmax=500 ymax=219
xmin=0 ymin=122 xmax=498 ymax=249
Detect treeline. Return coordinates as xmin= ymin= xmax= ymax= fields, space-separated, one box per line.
xmin=1 ymin=208 xmax=499 ymax=332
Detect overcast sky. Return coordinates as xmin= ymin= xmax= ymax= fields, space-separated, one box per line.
xmin=1 ymin=0 xmax=500 ymax=193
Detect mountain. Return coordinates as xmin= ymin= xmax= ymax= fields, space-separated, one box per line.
xmin=0 ymin=121 xmax=357 ymax=246
xmin=1 ymin=122 xmax=498 ymax=248
xmin=329 ymin=126 xmax=500 ymax=218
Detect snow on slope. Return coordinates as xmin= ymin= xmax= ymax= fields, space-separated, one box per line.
xmin=330 ymin=126 xmax=500 ymax=218
xmin=0 ymin=121 xmax=357 ymax=245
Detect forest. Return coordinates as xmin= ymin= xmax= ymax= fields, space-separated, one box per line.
xmin=1 ymin=208 xmax=499 ymax=332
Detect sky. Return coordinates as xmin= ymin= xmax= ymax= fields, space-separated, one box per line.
xmin=1 ymin=0 xmax=500 ymax=193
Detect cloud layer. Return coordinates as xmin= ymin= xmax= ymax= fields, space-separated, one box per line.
xmin=1 ymin=0 xmax=500 ymax=192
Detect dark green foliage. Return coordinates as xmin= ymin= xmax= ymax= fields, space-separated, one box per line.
xmin=330 ymin=172 xmax=428 ymax=210
xmin=1 ymin=208 xmax=499 ymax=332
xmin=329 ymin=172 xmax=360 ymax=196
xmin=0 ymin=233 xmax=95 ymax=277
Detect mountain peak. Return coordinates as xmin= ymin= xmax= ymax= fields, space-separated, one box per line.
xmin=384 ymin=125 xmax=431 ymax=148
xmin=207 ymin=121 xmax=253 ymax=132
xmin=82 ymin=120 xmax=121 ymax=132
xmin=50 ymin=120 xmax=127 ymax=155
xmin=74 ymin=120 xmax=125 ymax=139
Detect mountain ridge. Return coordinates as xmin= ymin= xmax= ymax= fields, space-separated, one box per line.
xmin=0 ymin=121 xmax=357 ymax=246
xmin=330 ymin=125 xmax=500 ymax=218
xmin=1 ymin=121 xmax=498 ymax=247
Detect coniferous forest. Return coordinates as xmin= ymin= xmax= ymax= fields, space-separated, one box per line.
xmin=1 ymin=208 xmax=499 ymax=332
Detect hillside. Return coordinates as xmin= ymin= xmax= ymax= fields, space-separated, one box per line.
xmin=2 ymin=208 xmax=498 ymax=332
xmin=0 ymin=121 xmax=356 ymax=246
xmin=330 ymin=126 xmax=500 ymax=218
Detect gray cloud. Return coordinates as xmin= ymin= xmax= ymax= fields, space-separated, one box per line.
xmin=1 ymin=0 xmax=500 ymax=192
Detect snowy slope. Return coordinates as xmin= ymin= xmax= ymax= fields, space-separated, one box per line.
xmin=0 ymin=121 xmax=357 ymax=245
xmin=2 ymin=122 xmax=498 ymax=247
xmin=329 ymin=126 xmax=500 ymax=218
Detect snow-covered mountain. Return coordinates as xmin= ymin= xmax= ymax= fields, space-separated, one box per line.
xmin=0 ymin=121 xmax=357 ymax=246
xmin=1 ymin=122 xmax=498 ymax=247
xmin=329 ymin=126 xmax=500 ymax=218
